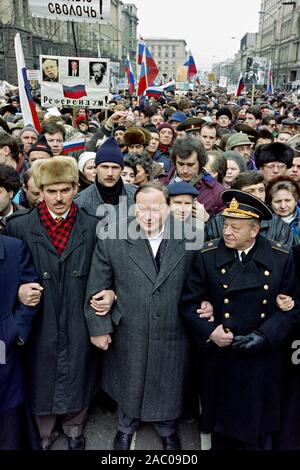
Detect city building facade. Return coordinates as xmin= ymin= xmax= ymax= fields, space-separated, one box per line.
xmin=256 ymin=0 xmax=300 ymax=88
xmin=144 ymin=38 xmax=187 ymax=81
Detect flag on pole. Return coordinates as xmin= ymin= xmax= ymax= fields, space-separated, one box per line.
xmin=184 ymin=51 xmax=197 ymax=80
xmin=14 ymin=33 xmax=41 ymax=132
xmin=137 ymin=37 xmax=146 ymax=66
xmin=267 ymin=61 xmax=274 ymax=94
xmin=138 ymin=46 xmax=148 ymax=97
xmin=125 ymin=53 xmax=135 ymax=95
xmin=145 ymin=46 xmax=159 ymax=86
xmin=235 ymin=73 xmax=245 ymax=97
xmin=138 ymin=41 xmax=159 ymax=97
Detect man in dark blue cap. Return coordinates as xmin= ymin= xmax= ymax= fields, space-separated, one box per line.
xmin=180 ymin=189 xmax=300 ymax=450
xmin=169 ymin=181 xmax=208 ymax=224
xmin=169 ymin=181 xmax=198 ymax=223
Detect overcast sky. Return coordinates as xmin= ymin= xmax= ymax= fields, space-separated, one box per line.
xmin=125 ymin=0 xmax=262 ymax=71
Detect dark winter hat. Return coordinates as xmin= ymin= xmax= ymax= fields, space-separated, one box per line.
xmin=216 ymin=108 xmax=233 ymax=121
xmin=157 ymin=122 xmax=175 ymax=137
xmin=113 ymin=125 xmax=126 ymax=134
xmin=168 ymin=182 xmax=199 ymax=197
xmin=123 ymin=127 xmax=151 ymax=147
xmin=254 ymin=142 xmax=294 ymax=169
xmin=27 ymin=134 xmax=53 ymax=157
xmin=95 ymin=136 xmax=124 ymax=168
xmin=169 ymin=112 xmax=187 ymax=123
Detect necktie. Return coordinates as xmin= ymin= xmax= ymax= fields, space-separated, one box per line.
xmin=56 ymin=217 xmax=63 ymax=224
xmin=241 ymin=251 xmax=247 ymax=264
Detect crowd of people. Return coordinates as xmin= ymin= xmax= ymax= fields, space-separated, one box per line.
xmin=1 ymin=83 xmax=300 ymax=451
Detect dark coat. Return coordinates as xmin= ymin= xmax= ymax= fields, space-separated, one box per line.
xmin=84 ymin=217 xmax=202 ymax=421
xmin=158 ymin=166 xmax=225 ymax=215
xmin=6 ymin=208 xmax=101 ymax=415
xmin=0 ymin=235 xmax=39 ymax=414
xmin=205 ymin=213 xmax=293 ymax=245
xmin=74 ymin=181 xmax=136 ymax=217
xmin=273 ymin=244 xmax=300 ymax=449
xmin=179 ymin=235 xmax=300 ymax=445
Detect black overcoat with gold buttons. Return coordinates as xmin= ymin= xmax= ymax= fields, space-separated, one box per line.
xmin=179 ymin=235 xmax=300 ymax=445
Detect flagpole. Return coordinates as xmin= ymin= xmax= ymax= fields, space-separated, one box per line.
xmin=251 ymin=84 xmax=255 ymax=106
xmin=71 ymin=22 xmax=79 ymax=56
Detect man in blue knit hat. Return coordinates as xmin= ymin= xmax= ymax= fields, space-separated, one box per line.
xmin=75 ymin=137 xmax=136 ymax=216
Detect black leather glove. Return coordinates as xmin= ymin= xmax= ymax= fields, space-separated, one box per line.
xmin=232 ymin=332 xmax=267 ymax=353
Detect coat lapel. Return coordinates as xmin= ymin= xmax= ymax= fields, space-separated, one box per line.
xmin=154 ymin=217 xmax=186 ymax=290
xmin=126 ymin=219 xmax=157 ymax=284
xmin=60 ymin=216 xmax=86 ymax=263
xmin=127 ymin=237 xmax=157 ymax=284
xmin=29 ymin=211 xmax=58 ymax=256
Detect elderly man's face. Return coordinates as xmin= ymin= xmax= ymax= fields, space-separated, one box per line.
xmin=92 ymin=64 xmax=105 ymax=82
xmin=43 ymin=61 xmax=58 ymax=79
xmin=135 ymin=188 xmax=169 ymax=237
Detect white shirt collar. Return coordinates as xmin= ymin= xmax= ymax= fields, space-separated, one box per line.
xmin=48 ymin=208 xmax=70 ymax=220
xmin=238 ymin=242 xmax=255 ymax=261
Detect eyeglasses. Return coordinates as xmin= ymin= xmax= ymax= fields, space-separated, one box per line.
xmin=263 ymin=163 xmax=287 ymax=171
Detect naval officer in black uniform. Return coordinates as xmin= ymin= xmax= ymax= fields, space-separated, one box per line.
xmin=179 ymin=189 xmax=300 ymax=450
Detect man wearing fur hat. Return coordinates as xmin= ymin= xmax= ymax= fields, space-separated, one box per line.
xmin=254 ymin=142 xmax=294 ymax=184
xmin=6 ymin=157 xmax=111 ymax=450
xmin=75 ymin=136 xmax=136 ymax=218
xmin=123 ymin=126 xmax=151 ymax=155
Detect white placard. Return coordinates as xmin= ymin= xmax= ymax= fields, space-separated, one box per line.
xmin=28 ymin=0 xmax=111 ymax=24
xmin=219 ymin=76 xmax=228 ymax=88
xmin=27 ymin=69 xmax=41 ymax=81
xmin=40 ymin=55 xmax=110 ymax=108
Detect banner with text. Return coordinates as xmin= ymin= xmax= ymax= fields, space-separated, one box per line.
xmin=40 ymin=55 xmax=110 ymax=108
xmin=28 ymin=0 xmax=111 ymax=23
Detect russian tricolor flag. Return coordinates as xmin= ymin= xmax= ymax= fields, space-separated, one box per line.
xmin=267 ymin=61 xmax=274 ymax=94
xmin=125 ymin=53 xmax=135 ymax=95
xmin=14 ymin=33 xmax=41 ymax=132
xmin=184 ymin=51 xmax=197 ymax=80
xmin=63 ymin=85 xmax=87 ymax=99
xmin=145 ymin=87 xmax=163 ymax=99
xmin=235 ymin=73 xmax=245 ymax=97
xmin=138 ymin=37 xmax=146 ymax=66
xmin=138 ymin=41 xmax=159 ymax=97
xmin=63 ymin=135 xmax=86 ymax=154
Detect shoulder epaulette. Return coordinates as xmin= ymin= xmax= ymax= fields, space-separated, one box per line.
xmin=201 ymin=238 xmax=220 ymax=253
xmin=270 ymin=239 xmax=290 ymax=254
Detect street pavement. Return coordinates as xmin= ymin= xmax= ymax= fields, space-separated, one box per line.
xmin=51 ymin=399 xmax=202 ymax=451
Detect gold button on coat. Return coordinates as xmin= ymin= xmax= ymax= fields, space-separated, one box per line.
xmin=261 ymin=313 xmax=266 ymax=319
xmin=224 ymin=299 xmax=230 ymax=304
xmin=224 ymin=313 xmax=230 ymax=319
xmin=221 ymin=269 xmax=226 ymax=274
xmin=264 ymin=285 xmax=269 ymax=291
xmin=264 ymin=271 xmax=270 ymax=276
xmin=263 ymin=300 xmax=268 ymax=305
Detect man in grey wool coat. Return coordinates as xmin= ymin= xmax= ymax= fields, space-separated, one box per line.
xmin=85 ymin=181 xmax=205 ymax=450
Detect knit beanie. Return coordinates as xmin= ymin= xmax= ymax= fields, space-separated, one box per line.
xmin=157 ymin=122 xmax=175 ymax=137
xmin=95 ymin=136 xmax=124 ymax=168
xmin=78 ymin=151 xmax=96 ymax=174
xmin=19 ymin=123 xmax=39 ymax=138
